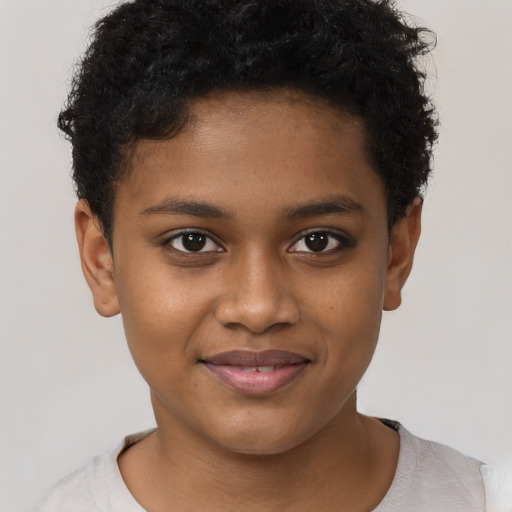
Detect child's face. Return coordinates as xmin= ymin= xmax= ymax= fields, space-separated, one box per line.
xmin=80 ymin=91 xmax=416 ymax=455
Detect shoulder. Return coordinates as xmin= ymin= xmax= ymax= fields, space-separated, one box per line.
xmin=402 ymin=425 xmax=484 ymax=484
xmin=481 ymin=463 xmax=512 ymax=512
xmin=376 ymin=421 xmax=486 ymax=512
xmin=34 ymin=454 xmax=107 ymax=512
xmin=35 ymin=431 xmax=153 ymax=512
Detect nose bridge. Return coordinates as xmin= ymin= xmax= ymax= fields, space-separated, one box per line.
xmin=215 ymin=247 xmax=299 ymax=333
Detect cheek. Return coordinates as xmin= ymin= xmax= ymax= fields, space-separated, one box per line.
xmin=113 ymin=258 xmax=217 ymax=368
xmin=310 ymin=262 xmax=386 ymax=377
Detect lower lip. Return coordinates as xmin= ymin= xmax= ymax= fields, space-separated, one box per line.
xmin=202 ymin=363 xmax=309 ymax=395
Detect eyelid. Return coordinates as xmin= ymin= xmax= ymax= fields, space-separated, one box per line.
xmin=288 ymin=228 xmax=354 ymax=253
xmin=163 ymin=228 xmax=224 ymax=253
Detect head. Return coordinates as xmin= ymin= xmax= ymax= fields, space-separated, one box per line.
xmin=64 ymin=0 xmax=437 ymax=455
xmin=59 ymin=0 xmax=437 ymax=247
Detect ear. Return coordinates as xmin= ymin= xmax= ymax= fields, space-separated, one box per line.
xmin=383 ymin=197 xmax=422 ymax=311
xmin=75 ymin=200 xmax=120 ymax=317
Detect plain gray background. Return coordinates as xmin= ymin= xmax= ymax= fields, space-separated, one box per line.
xmin=1 ymin=1 xmax=511 ymax=510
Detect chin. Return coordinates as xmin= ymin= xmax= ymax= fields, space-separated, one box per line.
xmin=218 ymin=437 xmax=302 ymax=457
xmin=206 ymin=419 xmax=318 ymax=457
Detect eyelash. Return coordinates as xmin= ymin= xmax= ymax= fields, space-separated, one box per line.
xmin=289 ymin=229 xmax=353 ymax=254
xmin=163 ymin=228 xmax=354 ymax=255
xmin=164 ymin=229 xmax=223 ymax=254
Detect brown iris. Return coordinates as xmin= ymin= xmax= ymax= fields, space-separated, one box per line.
xmin=182 ymin=233 xmax=207 ymax=251
xmin=304 ymin=232 xmax=329 ymax=252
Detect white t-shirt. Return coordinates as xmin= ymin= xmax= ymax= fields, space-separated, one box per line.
xmin=35 ymin=422 xmax=495 ymax=511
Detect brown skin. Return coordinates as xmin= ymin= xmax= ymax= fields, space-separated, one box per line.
xmin=75 ymin=91 xmax=421 ymax=511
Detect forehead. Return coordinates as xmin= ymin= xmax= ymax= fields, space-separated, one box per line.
xmin=186 ymin=90 xmax=361 ymax=136
xmin=126 ymin=89 xmax=369 ymax=163
xmin=117 ymin=90 xmax=386 ymax=226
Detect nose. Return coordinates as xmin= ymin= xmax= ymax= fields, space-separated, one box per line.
xmin=214 ymin=251 xmax=300 ymax=334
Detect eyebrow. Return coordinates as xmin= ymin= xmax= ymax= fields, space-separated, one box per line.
xmin=138 ymin=195 xmax=365 ymax=220
xmin=138 ymin=198 xmax=233 ymax=218
xmin=284 ymin=195 xmax=365 ymax=219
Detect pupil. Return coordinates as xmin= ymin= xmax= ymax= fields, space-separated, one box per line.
xmin=183 ymin=233 xmax=206 ymax=251
xmin=305 ymin=233 xmax=328 ymax=252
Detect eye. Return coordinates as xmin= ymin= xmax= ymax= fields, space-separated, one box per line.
xmin=165 ymin=231 xmax=222 ymax=253
xmin=289 ymin=230 xmax=348 ymax=253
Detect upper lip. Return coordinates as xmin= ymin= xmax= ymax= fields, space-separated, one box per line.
xmin=200 ymin=349 xmax=311 ymax=366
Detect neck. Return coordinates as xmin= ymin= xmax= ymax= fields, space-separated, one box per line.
xmin=119 ymin=393 xmax=399 ymax=511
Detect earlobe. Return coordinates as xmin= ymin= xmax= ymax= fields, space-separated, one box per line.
xmin=383 ymin=198 xmax=422 ymax=311
xmin=75 ymin=200 xmax=120 ymax=317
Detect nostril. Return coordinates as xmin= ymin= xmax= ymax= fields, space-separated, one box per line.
xmin=214 ymin=262 xmax=300 ymax=332
xmin=214 ymin=296 xmax=300 ymax=334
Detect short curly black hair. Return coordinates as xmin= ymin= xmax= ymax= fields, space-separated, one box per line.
xmin=59 ymin=0 xmax=437 ymax=244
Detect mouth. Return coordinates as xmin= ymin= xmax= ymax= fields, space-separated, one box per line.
xmin=199 ymin=350 xmax=311 ymax=395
